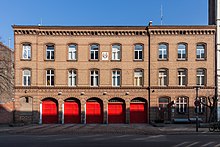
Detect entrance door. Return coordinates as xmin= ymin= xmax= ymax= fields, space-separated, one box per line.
xmin=130 ymin=103 xmax=147 ymax=123
xmin=158 ymin=97 xmax=170 ymax=121
xmin=108 ymin=103 xmax=125 ymax=123
xmin=86 ymin=101 xmax=103 ymax=123
xmin=42 ymin=99 xmax=58 ymax=124
xmin=64 ymin=101 xmax=80 ymax=123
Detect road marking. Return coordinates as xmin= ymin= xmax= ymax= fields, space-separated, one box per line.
xmin=214 ymin=144 xmax=220 ymax=147
xmin=185 ymin=142 xmax=199 ymax=147
xmin=114 ymin=135 xmax=132 ymax=138
xmin=173 ymin=142 xmax=189 ymax=147
xmin=201 ymin=142 xmax=215 ymax=147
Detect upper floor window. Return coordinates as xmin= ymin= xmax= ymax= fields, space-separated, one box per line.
xmin=196 ymin=44 xmax=205 ymax=60
xmin=159 ymin=68 xmax=168 ymax=86
xmin=178 ymin=68 xmax=187 ymax=86
xmin=46 ymin=69 xmax=54 ymax=86
xmin=112 ymin=70 xmax=121 ymax=87
xmin=134 ymin=69 xmax=143 ymax=86
xmin=90 ymin=44 xmax=99 ymax=60
xmin=196 ymin=68 xmax=206 ymax=86
xmin=68 ymin=69 xmax=77 ymax=86
xmin=112 ymin=44 xmax=121 ymax=60
xmin=178 ymin=44 xmax=186 ymax=60
xmin=23 ymin=69 xmax=31 ymax=86
xmin=46 ymin=45 xmax=54 ymax=60
xmin=159 ymin=44 xmax=168 ymax=60
xmin=22 ymin=44 xmax=31 ymax=59
xmin=176 ymin=97 xmax=188 ymax=113
xmin=68 ymin=44 xmax=77 ymax=60
xmin=195 ymin=97 xmax=206 ymax=113
xmin=134 ymin=44 xmax=143 ymax=60
xmin=90 ymin=70 xmax=99 ymax=87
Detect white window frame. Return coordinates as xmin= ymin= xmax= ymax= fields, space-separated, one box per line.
xmin=90 ymin=70 xmax=99 ymax=87
xmin=90 ymin=44 xmax=99 ymax=60
xmin=159 ymin=44 xmax=167 ymax=60
xmin=159 ymin=69 xmax=168 ymax=86
xmin=196 ymin=97 xmax=206 ymax=113
xmin=134 ymin=44 xmax=143 ymax=60
xmin=176 ymin=97 xmax=188 ymax=113
xmin=68 ymin=45 xmax=77 ymax=60
xmin=22 ymin=44 xmax=31 ymax=59
xmin=112 ymin=45 xmax=121 ymax=60
xmin=134 ymin=70 xmax=143 ymax=86
xmin=196 ymin=44 xmax=205 ymax=59
xmin=178 ymin=44 xmax=186 ymax=60
xmin=68 ymin=70 xmax=77 ymax=86
xmin=23 ymin=69 xmax=31 ymax=86
xmin=178 ymin=69 xmax=187 ymax=86
xmin=112 ymin=70 xmax=121 ymax=87
xmin=46 ymin=69 xmax=54 ymax=86
xmin=196 ymin=69 xmax=205 ymax=86
xmin=46 ymin=45 xmax=55 ymax=60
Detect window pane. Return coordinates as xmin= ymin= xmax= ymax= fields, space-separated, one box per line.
xmin=135 ymin=51 xmax=139 ymax=59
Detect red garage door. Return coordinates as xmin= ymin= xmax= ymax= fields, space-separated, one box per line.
xmin=42 ymin=100 xmax=58 ymax=124
xmin=130 ymin=103 xmax=147 ymax=123
xmin=108 ymin=103 xmax=125 ymax=123
xmin=86 ymin=101 xmax=103 ymax=124
xmin=64 ymin=101 xmax=80 ymax=124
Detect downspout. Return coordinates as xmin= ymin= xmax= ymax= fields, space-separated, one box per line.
xmin=147 ymin=21 xmax=152 ymax=123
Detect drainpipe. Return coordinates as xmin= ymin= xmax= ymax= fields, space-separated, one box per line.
xmin=147 ymin=21 xmax=152 ymax=124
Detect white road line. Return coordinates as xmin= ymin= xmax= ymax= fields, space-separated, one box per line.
xmin=173 ymin=142 xmax=189 ymax=147
xmin=201 ymin=142 xmax=215 ymax=147
xmin=214 ymin=144 xmax=220 ymax=147
xmin=185 ymin=142 xmax=199 ymax=147
xmin=114 ymin=135 xmax=132 ymax=138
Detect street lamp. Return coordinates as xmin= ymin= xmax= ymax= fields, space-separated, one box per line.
xmin=194 ymin=86 xmax=200 ymax=132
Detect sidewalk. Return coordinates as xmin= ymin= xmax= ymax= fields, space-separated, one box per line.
xmin=0 ymin=123 xmax=214 ymax=136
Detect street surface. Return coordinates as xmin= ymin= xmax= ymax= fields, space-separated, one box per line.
xmin=0 ymin=134 xmax=220 ymax=147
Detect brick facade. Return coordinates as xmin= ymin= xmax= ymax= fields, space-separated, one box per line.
xmin=13 ymin=25 xmax=216 ymax=124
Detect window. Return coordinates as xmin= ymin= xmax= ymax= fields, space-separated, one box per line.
xmin=178 ymin=44 xmax=186 ymax=60
xmin=178 ymin=69 xmax=187 ymax=86
xmin=134 ymin=70 xmax=143 ymax=86
xmin=90 ymin=44 xmax=99 ymax=60
xmin=159 ymin=44 xmax=168 ymax=60
xmin=159 ymin=69 xmax=168 ymax=86
xmin=46 ymin=69 xmax=54 ymax=86
xmin=112 ymin=45 xmax=121 ymax=60
xmin=68 ymin=44 xmax=77 ymax=60
xmin=195 ymin=97 xmax=206 ymax=113
xmin=196 ymin=68 xmax=206 ymax=86
xmin=22 ymin=44 xmax=31 ymax=59
xmin=196 ymin=44 xmax=205 ymax=60
xmin=134 ymin=44 xmax=143 ymax=60
xmin=176 ymin=97 xmax=188 ymax=113
xmin=23 ymin=69 xmax=31 ymax=86
xmin=68 ymin=70 xmax=77 ymax=86
xmin=90 ymin=70 xmax=99 ymax=86
xmin=46 ymin=45 xmax=55 ymax=60
xmin=112 ymin=70 xmax=121 ymax=87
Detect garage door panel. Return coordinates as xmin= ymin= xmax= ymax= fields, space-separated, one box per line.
xmin=42 ymin=100 xmax=58 ymax=124
xmin=64 ymin=101 xmax=80 ymax=124
xmin=86 ymin=102 xmax=103 ymax=124
xmin=108 ymin=103 xmax=125 ymax=123
xmin=130 ymin=103 xmax=147 ymax=123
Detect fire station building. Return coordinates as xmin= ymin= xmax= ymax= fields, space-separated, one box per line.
xmin=13 ymin=24 xmax=216 ymax=124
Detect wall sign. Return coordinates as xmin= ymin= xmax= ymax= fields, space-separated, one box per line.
xmin=102 ymin=52 xmax=109 ymax=60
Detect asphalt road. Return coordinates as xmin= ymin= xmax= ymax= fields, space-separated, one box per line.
xmin=0 ymin=134 xmax=220 ymax=147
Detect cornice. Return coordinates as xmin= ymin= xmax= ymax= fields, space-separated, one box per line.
xmin=149 ymin=29 xmax=215 ymax=35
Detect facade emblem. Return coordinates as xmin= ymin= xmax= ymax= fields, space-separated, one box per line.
xmin=102 ymin=52 xmax=109 ymax=60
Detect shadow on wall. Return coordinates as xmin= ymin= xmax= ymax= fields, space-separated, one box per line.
xmin=0 ymin=101 xmax=13 ymax=124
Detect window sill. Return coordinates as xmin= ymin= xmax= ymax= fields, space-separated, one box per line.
xmin=44 ymin=59 xmax=55 ymax=61
xmin=177 ymin=59 xmax=187 ymax=61
xmin=158 ymin=59 xmax=168 ymax=61
xmin=111 ymin=59 xmax=121 ymax=62
xmin=67 ymin=59 xmax=77 ymax=62
xmin=195 ymin=59 xmax=206 ymax=61
xmin=20 ymin=59 xmax=31 ymax=61
xmin=89 ymin=59 xmax=99 ymax=62
xmin=133 ymin=59 xmax=144 ymax=62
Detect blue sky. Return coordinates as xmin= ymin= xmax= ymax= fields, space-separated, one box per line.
xmin=0 ymin=0 xmax=208 ymax=49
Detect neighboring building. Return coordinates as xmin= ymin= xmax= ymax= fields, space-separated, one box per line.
xmin=12 ymin=24 xmax=216 ymax=124
xmin=0 ymin=42 xmax=14 ymax=124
